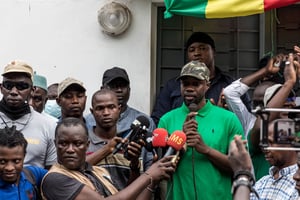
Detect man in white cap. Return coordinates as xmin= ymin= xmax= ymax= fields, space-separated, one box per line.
xmin=224 ymin=53 xmax=298 ymax=180
xmin=0 ymin=60 xmax=56 ymax=169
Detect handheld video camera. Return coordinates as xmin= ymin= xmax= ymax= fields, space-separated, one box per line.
xmin=252 ymin=107 xmax=300 ymax=151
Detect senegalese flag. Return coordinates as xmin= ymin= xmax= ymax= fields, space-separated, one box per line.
xmin=164 ymin=0 xmax=300 ymax=19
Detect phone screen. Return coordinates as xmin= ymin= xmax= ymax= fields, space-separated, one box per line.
xmin=274 ymin=119 xmax=295 ymax=144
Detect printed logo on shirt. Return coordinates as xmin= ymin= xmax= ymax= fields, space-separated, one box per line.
xmin=26 ymin=138 xmax=40 ymax=144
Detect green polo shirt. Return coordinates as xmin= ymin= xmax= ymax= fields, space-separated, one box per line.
xmin=159 ymin=100 xmax=244 ymax=200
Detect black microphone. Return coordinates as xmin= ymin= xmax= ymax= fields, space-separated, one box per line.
xmin=188 ymin=103 xmax=198 ymax=119
xmin=112 ymin=115 xmax=150 ymax=154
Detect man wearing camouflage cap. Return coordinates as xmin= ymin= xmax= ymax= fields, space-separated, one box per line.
xmin=0 ymin=61 xmax=57 ymax=169
xmin=151 ymin=32 xmax=251 ymax=126
xmin=158 ymin=61 xmax=244 ymax=200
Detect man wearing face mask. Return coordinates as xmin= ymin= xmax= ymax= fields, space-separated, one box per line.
xmin=29 ymin=73 xmax=58 ymax=123
xmin=44 ymin=83 xmax=61 ymax=119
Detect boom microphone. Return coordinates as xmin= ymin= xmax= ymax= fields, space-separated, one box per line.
xmin=112 ymin=115 xmax=150 ymax=154
xmin=164 ymin=130 xmax=186 ymax=157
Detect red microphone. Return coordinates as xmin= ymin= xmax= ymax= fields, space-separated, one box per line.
xmin=164 ymin=130 xmax=186 ymax=157
xmin=152 ymin=128 xmax=168 ymax=147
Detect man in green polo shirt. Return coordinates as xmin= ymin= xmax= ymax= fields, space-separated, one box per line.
xmin=158 ymin=61 xmax=244 ymax=200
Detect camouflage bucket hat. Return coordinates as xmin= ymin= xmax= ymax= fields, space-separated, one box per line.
xmin=177 ymin=61 xmax=210 ymax=82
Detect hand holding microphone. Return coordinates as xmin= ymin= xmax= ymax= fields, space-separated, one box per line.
xmin=152 ymin=128 xmax=169 ymax=160
xmin=112 ymin=115 xmax=150 ymax=155
xmin=164 ymin=131 xmax=186 ymax=164
xmin=183 ymin=103 xmax=198 ymax=132
xmin=185 ymin=103 xmax=210 ymax=154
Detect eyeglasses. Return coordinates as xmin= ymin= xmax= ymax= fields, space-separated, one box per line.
xmin=2 ymin=81 xmax=31 ymax=91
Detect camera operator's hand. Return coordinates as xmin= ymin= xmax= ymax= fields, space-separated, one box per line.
xmin=228 ymin=135 xmax=252 ymax=172
xmin=268 ymin=55 xmax=282 ymax=73
xmin=292 ymin=53 xmax=300 ymax=78
xmin=284 ymin=53 xmax=297 ymax=84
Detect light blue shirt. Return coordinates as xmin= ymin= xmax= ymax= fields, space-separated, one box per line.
xmin=250 ymin=164 xmax=299 ymax=200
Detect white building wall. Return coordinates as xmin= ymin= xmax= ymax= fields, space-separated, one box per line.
xmin=0 ymin=0 xmax=154 ymax=115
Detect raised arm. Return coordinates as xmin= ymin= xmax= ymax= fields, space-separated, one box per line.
xmin=251 ymin=53 xmax=297 ymax=148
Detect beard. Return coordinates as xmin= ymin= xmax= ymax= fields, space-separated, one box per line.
xmin=183 ymin=94 xmax=205 ymax=107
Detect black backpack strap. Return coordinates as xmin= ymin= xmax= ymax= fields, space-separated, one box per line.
xmin=23 ymin=168 xmax=42 ymax=200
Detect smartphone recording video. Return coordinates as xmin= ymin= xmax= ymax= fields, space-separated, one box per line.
xmin=274 ymin=119 xmax=295 ymax=144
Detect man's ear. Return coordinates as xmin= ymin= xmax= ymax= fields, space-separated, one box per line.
xmin=56 ymin=97 xmax=61 ymax=106
xmin=27 ymin=86 xmax=35 ymax=102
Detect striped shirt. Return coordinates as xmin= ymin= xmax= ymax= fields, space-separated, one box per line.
xmin=250 ymin=164 xmax=299 ymax=200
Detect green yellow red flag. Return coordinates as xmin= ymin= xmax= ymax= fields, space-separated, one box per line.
xmin=164 ymin=0 xmax=300 ymax=19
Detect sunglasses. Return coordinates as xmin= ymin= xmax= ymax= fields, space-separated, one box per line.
xmin=2 ymin=81 xmax=31 ymax=91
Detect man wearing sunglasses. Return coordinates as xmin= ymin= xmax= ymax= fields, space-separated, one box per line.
xmin=0 ymin=61 xmax=57 ymax=169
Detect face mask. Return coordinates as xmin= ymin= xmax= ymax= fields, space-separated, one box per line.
xmin=44 ymin=100 xmax=61 ymax=119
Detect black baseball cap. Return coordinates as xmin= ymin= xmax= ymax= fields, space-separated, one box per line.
xmin=186 ymin=32 xmax=215 ymax=50
xmin=102 ymin=67 xmax=130 ymax=86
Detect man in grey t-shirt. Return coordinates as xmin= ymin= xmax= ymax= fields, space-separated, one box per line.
xmin=0 ymin=61 xmax=56 ymax=169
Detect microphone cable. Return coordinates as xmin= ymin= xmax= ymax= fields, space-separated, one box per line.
xmin=192 ymin=147 xmax=198 ymax=200
xmin=188 ymin=103 xmax=198 ymax=200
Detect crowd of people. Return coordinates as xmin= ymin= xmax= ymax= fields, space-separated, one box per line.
xmin=1 ymin=32 xmax=300 ymax=200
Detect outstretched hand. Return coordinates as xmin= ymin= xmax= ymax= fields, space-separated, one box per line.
xmin=283 ymin=53 xmax=297 ymax=84
xmin=145 ymin=156 xmax=176 ymax=184
xmin=228 ymin=135 xmax=252 ymax=172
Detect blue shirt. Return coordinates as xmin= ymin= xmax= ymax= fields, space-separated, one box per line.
xmin=0 ymin=166 xmax=47 ymax=200
xmin=250 ymin=164 xmax=299 ymax=200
